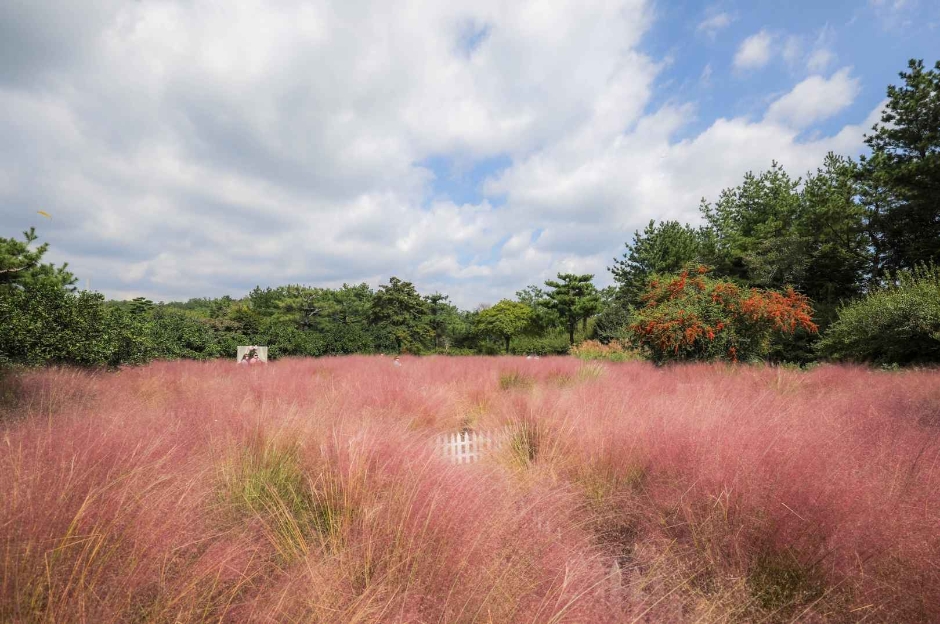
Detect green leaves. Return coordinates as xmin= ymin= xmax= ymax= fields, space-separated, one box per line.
xmin=369 ymin=277 xmax=432 ymax=353
xmin=861 ymin=59 xmax=940 ymax=273
xmin=0 ymin=228 xmax=77 ymax=293
xmin=0 ymin=283 xmax=148 ymax=367
xmin=475 ymin=300 xmax=532 ymax=353
xmin=818 ymin=264 xmax=940 ymax=365
xmin=610 ymin=220 xmax=705 ymax=307
xmin=544 ymin=273 xmax=601 ymax=345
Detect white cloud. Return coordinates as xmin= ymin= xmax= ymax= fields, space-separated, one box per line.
xmin=700 ymin=63 xmax=713 ymax=85
xmin=734 ymin=30 xmax=773 ymax=71
xmin=0 ymin=0 xmax=882 ymax=308
xmin=806 ymin=26 xmax=837 ymax=73
xmin=697 ymin=12 xmax=733 ymax=38
xmin=764 ymin=68 xmax=861 ymax=129
xmin=807 ymin=47 xmax=836 ymax=72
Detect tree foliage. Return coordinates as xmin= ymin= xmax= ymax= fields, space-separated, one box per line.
xmin=544 ymin=273 xmax=601 ymax=345
xmin=861 ymin=59 xmax=940 ymax=273
xmin=818 ymin=264 xmax=940 ymax=365
xmin=629 ymin=266 xmax=817 ymax=364
xmin=369 ymin=277 xmax=431 ymax=353
xmin=474 ymin=300 xmax=532 ymax=353
xmin=0 ymin=228 xmax=76 ymax=292
xmin=611 ymin=220 xmax=704 ymax=307
xmin=0 ymin=283 xmax=148 ymax=367
xmin=700 ymin=162 xmax=806 ymax=289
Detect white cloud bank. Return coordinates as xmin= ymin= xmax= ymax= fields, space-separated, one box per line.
xmin=0 ymin=0 xmax=877 ymax=307
xmin=765 ymin=69 xmax=861 ymax=129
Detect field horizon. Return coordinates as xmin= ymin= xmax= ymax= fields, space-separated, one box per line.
xmin=2 ymin=356 xmax=939 ymax=622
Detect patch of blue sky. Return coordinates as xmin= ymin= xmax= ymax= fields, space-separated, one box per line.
xmin=453 ymin=233 xmax=513 ymax=269
xmin=455 ymin=19 xmax=491 ymax=58
xmin=639 ymin=0 xmax=940 ymax=148
xmin=420 ymin=153 xmax=512 ymax=207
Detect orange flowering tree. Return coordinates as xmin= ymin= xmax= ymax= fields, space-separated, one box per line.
xmin=629 ymin=266 xmax=817 ymax=363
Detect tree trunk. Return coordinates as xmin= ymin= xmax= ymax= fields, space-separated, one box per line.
xmin=568 ymin=323 xmax=575 ymax=345
xmin=505 ymin=335 xmax=511 ymax=354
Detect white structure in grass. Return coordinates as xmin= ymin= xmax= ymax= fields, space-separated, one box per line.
xmin=434 ymin=428 xmax=624 ymax=607
xmin=236 ymin=345 xmax=268 ymax=362
xmin=435 ymin=429 xmax=505 ymax=464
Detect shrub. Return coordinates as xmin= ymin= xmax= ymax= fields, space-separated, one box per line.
xmin=507 ymin=417 xmax=543 ymax=468
xmin=570 ymin=339 xmax=643 ymax=362
xmin=592 ymin=303 xmax=632 ymax=344
xmin=0 ymin=282 xmax=151 ymax=367
xmin=629 ymin=266 xmax=817 ymax=363
xmin=818 ymin=264 xmax=940 ymax=365
xmin=145 ymin=309 xmax=230 ymax=360
xmin=498 ymin=370 xmax=534 ymax=390
xmin=508 ymin=331 xmax=571 ymax=356
xmin=252 ymin=319 xmax=323 ymax=359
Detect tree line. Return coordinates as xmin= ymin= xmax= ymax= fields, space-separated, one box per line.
xmin=1 ymin=59 xmax=938 ymax=368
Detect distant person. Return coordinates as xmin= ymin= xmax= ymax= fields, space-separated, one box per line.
xmin=393 ymin=356 xmax=401 ymax=367
xmin=238 ymin=353 xmax=250 ymax=365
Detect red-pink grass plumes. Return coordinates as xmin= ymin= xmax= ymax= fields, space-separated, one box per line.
xmin=1 ymin=356 xmax=939 ymax=622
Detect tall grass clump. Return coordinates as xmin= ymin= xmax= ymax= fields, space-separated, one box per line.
xmin=217 ymin=432 xmax=343 ymax=562
xmin=498 ymin=368 xmax=534 ymax=390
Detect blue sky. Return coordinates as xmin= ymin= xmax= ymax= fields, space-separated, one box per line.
xmin=426 ymin=0 xmax=940 ymax=209
xmin=1 ymin=0 xmax=937 ymax=307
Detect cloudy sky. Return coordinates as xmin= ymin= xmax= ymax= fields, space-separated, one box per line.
xmin=2 ymin=0 xmax=938 ymax=307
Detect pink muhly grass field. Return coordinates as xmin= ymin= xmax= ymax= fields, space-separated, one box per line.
xmin=1 ymin=356 xmax=938 ymax=622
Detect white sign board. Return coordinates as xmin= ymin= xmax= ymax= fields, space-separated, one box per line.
xmin=236 ymin=346 xmax=268 ymax=363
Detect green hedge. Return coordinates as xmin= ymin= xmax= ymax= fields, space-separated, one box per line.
xmin=818 ymin=265 xmax=940 ymax=365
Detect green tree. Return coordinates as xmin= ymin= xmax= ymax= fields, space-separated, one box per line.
xmin=474 ymin=300 xmax=532 ymax=353
xmin=130 ymin=296 xmax=155 ymax=316
xmin=0 ymin=282 xmax=150 ymax=367
xmin=593 ymin=285 xmax=631 ymax=343
xmin=610 ymin=220 xmax=704 ymax=306
xmin=700 ymin=162 xmax=806 ymax=289
xmin=0 ymin=228 xmax=76 ymax=292
xmin=146 ymin=308 xmax=227 ymax=360
xmin=544 ymin=273 xmax=601 ymax=345
xmin=799 ymin=153 xmax=871 ymax=311
xmin=515 ymin=284 xmax=560 ymax=334
xmin=276 ymin=285 xmax=326 ymax=330
xmin=319 ymin=283 xmax=376 ymax=353
xmin=860 ymin=59 xmax=940 ymax=273
xmin=425 ymin=293 xmax=462 ymax=350
xmin=369 ymin=277 xmax=430 ymax=353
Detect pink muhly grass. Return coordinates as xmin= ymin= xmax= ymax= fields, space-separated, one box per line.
xmin=0 ymin=357 xmax=938 ymax=622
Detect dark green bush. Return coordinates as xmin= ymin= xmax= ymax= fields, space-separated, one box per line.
xmin=253 ymin=320 xmax=323 ymax=359
xmin=508 ymin=331 xmax=570 ymax=356
xmin=147 ymin=309 xmax=228 ymax=360
xmin=0 ymin=282 xmax=149 ymax=367
xmin=818 ymin=264 xmax=940 ymax=365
